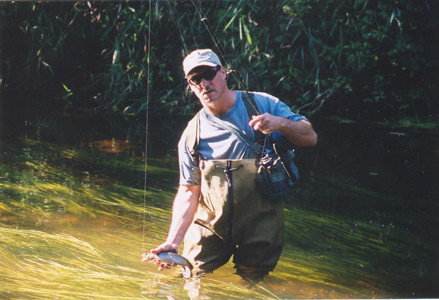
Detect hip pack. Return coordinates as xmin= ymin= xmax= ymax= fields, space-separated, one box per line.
xmin=256 ymin=141 xmax=299 ymax=200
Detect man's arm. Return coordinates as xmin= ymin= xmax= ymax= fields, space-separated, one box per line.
xmin=249 ymin=113 xmax=317 ymax=147
xmin=149 ymin=184 xmax=200 ymax=270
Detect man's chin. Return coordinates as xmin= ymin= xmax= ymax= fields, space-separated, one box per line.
xmin=202 ymin=93 xmax=215 ymax=101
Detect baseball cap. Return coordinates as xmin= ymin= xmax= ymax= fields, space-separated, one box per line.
xmin=183 ymin=49 xmax=222 ymax=77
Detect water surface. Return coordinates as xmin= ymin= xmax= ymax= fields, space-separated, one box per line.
xmin=0 ymin=115 xmax=437 ymax=299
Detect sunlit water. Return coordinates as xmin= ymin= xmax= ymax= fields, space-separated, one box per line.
xmin=0 ymin=116 xmax=437 ymax=299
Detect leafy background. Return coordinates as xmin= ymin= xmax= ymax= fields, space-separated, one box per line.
xmin=1 ymin=0 xmax=438 ymax=134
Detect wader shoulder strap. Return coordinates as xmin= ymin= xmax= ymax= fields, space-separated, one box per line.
xmin=185 ymin=111 xmax=201 ymax=158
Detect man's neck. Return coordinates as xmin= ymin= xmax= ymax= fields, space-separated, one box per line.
xmin=204 ymin=90 xmax=237 ymax=117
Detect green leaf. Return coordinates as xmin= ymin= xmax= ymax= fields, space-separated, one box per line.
xmin=62 ymin=83 xmax=71 ymax=93
xmin=224 ymin=14 xmax=237 ymax=31
xmin=242 ymin=21 xmax=252 ymax=45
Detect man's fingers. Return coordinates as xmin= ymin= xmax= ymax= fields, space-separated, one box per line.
xmin=250 ymin=114 xmax=272 ymax=130
xmin=249 ymin=115 xmax=260 ymax=126
xmin=158 ymin=263 xmax=173 ymax=271
xmin=253 ymin=119 xmax=270 ymax=132
xmin=249 ymin=116 xmax=263 ymax=129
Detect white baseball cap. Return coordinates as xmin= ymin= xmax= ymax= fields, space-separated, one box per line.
xmin=183 ymin=49 xmax=222 ymax=77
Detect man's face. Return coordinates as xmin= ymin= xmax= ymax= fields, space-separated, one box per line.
xmin=187 ymin=65 xmax=226 ymax=104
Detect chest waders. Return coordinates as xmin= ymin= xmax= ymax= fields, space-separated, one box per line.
xmin=182 ymin=93 xmax=286 ymax=278
xmin=182 ymin=158 xmax=285 ymax=277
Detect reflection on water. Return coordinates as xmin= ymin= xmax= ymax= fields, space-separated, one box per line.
xmin=0 ymin=117 xmax=438 ymax=299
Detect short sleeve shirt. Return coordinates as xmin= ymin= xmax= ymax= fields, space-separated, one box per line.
xmin=178 ymin=91 xmax=307 ymax=185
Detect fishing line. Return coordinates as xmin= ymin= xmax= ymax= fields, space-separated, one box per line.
xmin=142 ymin=0 xmax=152 ymax=252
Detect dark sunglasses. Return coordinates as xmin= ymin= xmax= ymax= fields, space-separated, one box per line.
xmin=188 ymin=65 xmax=221 ymax=85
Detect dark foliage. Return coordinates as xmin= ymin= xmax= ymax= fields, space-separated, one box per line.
xmin=1 ymin=0 xmax=438 ymax=126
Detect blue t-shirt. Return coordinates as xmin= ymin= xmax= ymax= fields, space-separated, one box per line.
xmin=178 ymin=91 xmax=307 ymax=185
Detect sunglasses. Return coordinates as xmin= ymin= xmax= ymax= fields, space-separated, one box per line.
xmin=188 ymin=65 xmax=221 ymax=86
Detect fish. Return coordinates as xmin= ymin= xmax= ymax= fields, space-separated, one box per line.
xmin=141 ymin=250 xmax=193 ymax=271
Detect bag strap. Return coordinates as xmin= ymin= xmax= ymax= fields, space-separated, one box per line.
xmin=241 ymin=92 xmax=265 ymax=144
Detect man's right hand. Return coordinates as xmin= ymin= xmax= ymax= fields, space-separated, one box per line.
xmin=149 ymin=242 xmax=179 ymax=271
xmin=145 ymin=184 xmax=200 ymax=271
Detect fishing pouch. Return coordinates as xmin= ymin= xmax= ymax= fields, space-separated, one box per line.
xmin=257 ymin=144 xmax=299 ymax=200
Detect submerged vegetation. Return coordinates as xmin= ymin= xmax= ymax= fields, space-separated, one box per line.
xmin=0 ymin=140 xmax=174 ymax=228
xmin=0 ymin=125 xmax=438 ymax=298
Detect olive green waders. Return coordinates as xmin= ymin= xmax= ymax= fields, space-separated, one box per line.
xmin=182 ymin=158 xmax=285 ymax=278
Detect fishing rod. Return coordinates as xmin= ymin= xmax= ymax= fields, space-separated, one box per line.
xmin=189 ymin=0 xmax=260 ymax=116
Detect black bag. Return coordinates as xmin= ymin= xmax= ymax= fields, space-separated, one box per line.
xmin=257 ymin=143 xmax=299 ymax=200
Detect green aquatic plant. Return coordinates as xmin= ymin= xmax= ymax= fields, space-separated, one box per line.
xmin=0 ymin=226 xmax=164 ymax=299
xmin=0 ymin=140 xmax=175 ymax=230
xmin=0 ymin=225 xmax=301 ymax=299
xmin=0 ymin=139 xmax=355 ymax=299
xmin=1 ymin=136 xmax=438 ymax=298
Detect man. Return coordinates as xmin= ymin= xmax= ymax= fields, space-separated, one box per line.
xmin=149 ymin=49 xmax=317 ymax=280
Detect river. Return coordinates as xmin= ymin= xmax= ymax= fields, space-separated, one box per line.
xmin=0 ymin=113 xmax=438 ymax=299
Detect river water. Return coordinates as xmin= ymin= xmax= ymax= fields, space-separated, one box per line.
xmin=0 ymin=114 xmax=438 ymax=299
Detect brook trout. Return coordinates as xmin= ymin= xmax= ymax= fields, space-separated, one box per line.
xmin=141 ymin=250 xmax=193 ymax=270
